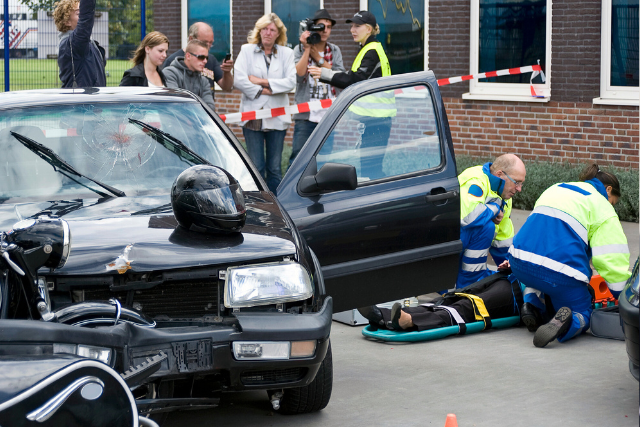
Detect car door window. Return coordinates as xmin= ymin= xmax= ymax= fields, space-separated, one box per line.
xmin=316 ymin=85 xmax=442 ymax=183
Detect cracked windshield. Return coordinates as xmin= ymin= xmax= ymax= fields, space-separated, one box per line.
xmin=0 ymin=102 xmax=257 ymax=201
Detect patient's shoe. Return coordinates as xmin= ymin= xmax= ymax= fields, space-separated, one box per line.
xmin=521 ymin=302 xmax=543 ymax=332
xmin=390 ymin=302 xmax=403 ymax=330
xmin=357 ymin=306 xmax=384 ymax=329
xmin=533 ymin=307 xmax=572 ymax=348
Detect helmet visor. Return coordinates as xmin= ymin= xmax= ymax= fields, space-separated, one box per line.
xmin=193 ymin=184 xmax=246 ymax=216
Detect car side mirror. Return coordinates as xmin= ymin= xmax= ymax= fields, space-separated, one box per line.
xmin=299 ymin=162 xmax=357 ymax=195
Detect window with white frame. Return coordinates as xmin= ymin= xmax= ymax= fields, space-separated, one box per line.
xmin=268 ymin=0 xmax=321 ymax=49
xmin=466 ymin=0 xmax=551 ymax=101
xmin=595 ymin=0 xmax=639 ymax=106
xmin=368 ymin=0 xmax=427 ymax=74
xmin=185 ymin=0 xmax=232 ymax=62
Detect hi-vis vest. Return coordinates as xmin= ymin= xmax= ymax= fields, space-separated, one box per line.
xmin=349 ymin=42 xmax=395 ymax=118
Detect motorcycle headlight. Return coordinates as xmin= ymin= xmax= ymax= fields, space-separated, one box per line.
xmin=224 ymin=261 xmax=313 ymax=308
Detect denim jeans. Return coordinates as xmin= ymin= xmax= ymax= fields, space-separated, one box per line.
xmin=242 ymin=128 xmax=286 ymax=193
xmin=289 ymin=120 xmax=317 ymax=168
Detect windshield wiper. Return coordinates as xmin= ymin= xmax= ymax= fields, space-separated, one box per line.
xmin=10 ymin=131 xmax=126 ymax=198
xmin=128 ymin=118 xmax=211 ymax=166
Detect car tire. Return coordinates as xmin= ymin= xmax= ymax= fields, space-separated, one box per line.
xmin=273 ymin=341 xmax=333 ymax=414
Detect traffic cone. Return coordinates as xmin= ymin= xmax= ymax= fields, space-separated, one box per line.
xmin=444 ymin=413 xmax=458 ymax=427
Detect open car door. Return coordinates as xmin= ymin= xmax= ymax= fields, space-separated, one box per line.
xmin=277 ymin=71 xmax=462 ymax=312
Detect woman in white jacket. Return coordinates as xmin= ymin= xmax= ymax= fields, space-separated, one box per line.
xmin=234 ymin=13 xmax=296 ymax=193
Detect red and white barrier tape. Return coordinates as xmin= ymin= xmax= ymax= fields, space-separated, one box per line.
xmin=220 ymin=64 xmax=545 ymax=124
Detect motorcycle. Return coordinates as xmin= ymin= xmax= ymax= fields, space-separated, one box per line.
xmin=0 ymin=216 xmax=166 ymax=426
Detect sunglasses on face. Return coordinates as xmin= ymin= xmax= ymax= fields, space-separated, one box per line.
xmin=503 ymin=171 xmax=524 ymax=189
xmin=188 ymin=52 xmax=208 ymax=61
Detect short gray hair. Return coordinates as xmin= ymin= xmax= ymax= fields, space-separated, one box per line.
xmin=188 ymin=22 xmax=212 ymax=39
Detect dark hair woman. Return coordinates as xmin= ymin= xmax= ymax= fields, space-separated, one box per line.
xmin=507 ymin=163 xmax=630 ymax=348
xmin=120 ymin=31 xmax=169 ymax=87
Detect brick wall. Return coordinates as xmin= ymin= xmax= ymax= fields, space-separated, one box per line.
xmin=154 ymin=0 xmax=181 ymax=51
xmin=156 ymin=0 xmax=639 ymax=169
xmin=446 ymin=98 xmax=639 ymax=168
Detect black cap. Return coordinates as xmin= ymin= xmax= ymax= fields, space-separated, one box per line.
xmin=311 ymin=9 xmax=336 ymax=26
xmin=346 ymin=10 xmax=377 ymax=27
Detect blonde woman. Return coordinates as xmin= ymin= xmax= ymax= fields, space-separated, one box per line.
xmin=234 ymin=13 xmax=296 ymax=193
xmin=120 ymin=31 xmax=169 ymax=87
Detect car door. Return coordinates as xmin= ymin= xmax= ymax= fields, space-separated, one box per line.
xmin=278 ymin=71 xmax=462 ymax=312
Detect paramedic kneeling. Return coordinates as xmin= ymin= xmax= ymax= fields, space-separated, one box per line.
xmin=507 ymin=163 xmax=631 ymax=348
xmin=457 ymin=154 xmax=526 ymax=289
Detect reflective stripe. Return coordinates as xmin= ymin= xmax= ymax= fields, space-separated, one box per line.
xmin=591 ymin=244 xmax=630 ymax=257
xmin=508 ymin=247 xmax=590 ymax=283
xmin=485 ymin=196 xmax=501 ymax=207
xmin=421 ymin=303 xmax=466 ymax=325
xmin=523 ymin=286 xmax=545 ymax=304
xmin=533 ymin=206 xmax=588 ymax=244
xmin=461 ymin=262 xmax=487 ymax=272
xmin=492 ymin=237 xmax=513 ymax=248
xmin=461 ymin=204 xmax=493 ymax=226
xmin=565 ymin=312 xmax=587 ymax=340
xmin=606 ymin=280 xmax=627 ymax=292
xmin=464 ymin=248 xmax=489 ymax=258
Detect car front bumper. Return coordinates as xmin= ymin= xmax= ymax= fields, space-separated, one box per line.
xmin=0 ymin=297 xmax=333 ymax=391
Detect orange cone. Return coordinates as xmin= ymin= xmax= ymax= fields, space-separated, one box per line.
xmin=444 ymin=413 xmax=458 ymax=427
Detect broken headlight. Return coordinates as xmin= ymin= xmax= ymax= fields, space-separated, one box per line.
xmin=224 ymin=261 xmax=313 ymax=308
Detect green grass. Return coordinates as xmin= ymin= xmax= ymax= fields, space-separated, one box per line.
xmin=0 ymin=59 xmax=130 ymax=90
xmin=455 ymin=155 xmax=639 ymax=223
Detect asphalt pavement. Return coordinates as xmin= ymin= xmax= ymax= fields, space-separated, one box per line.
xmin=165 ymin=210 xmax=639 ymax=427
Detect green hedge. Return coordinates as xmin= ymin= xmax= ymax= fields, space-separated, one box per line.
xmin=455 ymin=156 xmax=639 ymax=223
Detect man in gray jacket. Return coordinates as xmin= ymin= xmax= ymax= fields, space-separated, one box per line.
xmin=288 ymin=9 xmax=344 ymax=167
xmin=163 ymin=40 xmax=215 ymax=110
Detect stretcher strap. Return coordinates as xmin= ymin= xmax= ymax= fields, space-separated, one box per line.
xmin=421 ymin=303 xmax=468 ymax=335
xmin=454 ymin=293 xmax=493 ymax=330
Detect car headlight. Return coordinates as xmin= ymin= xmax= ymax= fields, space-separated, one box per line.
xmin=224 ymin=261 xmax=313 ymax=308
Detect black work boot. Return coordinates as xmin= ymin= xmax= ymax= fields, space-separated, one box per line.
xmin=357 ymin=306 xmax=385 ymax=329
xmin=533 ymin=307 xmax=572 ymax=348
xmin=521 ymin=302 xmax=543 ymax=332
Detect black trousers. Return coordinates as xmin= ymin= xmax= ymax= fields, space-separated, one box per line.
xmin=378 ymin=278 xmax=520 ymax=331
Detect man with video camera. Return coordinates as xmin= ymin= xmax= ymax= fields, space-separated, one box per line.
xmin=289 ymin=9 xmax=344 ymax=167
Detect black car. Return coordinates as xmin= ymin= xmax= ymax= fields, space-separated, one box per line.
xmin=0 ymin=71 xmax=460 ymax=421
xmin=620 ymin=256 xmax=639 ymax=380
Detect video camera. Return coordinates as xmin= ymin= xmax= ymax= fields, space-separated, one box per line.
xmin=299 ymin=18 xmax=325 ymax=45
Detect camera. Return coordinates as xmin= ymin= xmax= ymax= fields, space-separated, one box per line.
xmin=299 ymin=18 xmax=325 ymax=45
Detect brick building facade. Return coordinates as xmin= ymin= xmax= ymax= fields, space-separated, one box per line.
xmin=156 ymin=0 xmax=639 ymax=169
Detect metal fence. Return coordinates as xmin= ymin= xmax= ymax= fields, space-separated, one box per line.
xmin=1 ymin=0 xmax=153 ymax=91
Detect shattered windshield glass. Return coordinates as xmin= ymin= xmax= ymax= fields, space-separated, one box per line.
xmin=0 ymin=102 xmax=258 ymax=201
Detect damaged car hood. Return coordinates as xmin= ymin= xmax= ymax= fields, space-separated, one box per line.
xmin=0 ymin=192 xmax=298 ymax=275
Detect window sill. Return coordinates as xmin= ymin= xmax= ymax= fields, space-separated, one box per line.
xmin=592 ymin=97 xmax=639 ymax=107
xmin=462 ymin=93 xmax=550 ymax=103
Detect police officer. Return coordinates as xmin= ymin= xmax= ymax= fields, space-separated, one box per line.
xmin=308 ymin=10 xmax=394 ymax=180
xmin=457 ymin=154 xmax=526 ymax=289
xmin=507 ymin=163 xmax=631 ymax=348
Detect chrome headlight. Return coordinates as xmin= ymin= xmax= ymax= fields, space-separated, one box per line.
xmin=224 ymin=261 xmax=313 ymax=308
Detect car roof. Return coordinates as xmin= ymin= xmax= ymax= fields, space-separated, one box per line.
xmin=0 ymin=87 xmax=199 ymax=110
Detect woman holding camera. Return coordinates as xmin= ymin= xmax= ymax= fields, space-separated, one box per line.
xmin=308 ymin=10 xmax=393 ymax=181
xmin=234 ymin=13 xmax=296 ymax=193
xmin=120 ymin=31 xmax=169 ymax=87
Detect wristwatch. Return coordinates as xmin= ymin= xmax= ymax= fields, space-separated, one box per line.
xmin=317 ymin=58 xmax=325 ymax=66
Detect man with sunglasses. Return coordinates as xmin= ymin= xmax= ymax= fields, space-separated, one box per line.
xmin=456 ymin=154 xmax=526 ymax=289
xmin=163 ymin=22 xmax=234 ymax=99
xmin=164 ymin=40 xmax=216 ymax=110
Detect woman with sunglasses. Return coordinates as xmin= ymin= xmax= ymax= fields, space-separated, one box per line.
xmin=507 ymin=163 xmax=630 ymax=348
xmin=163 ymin=39 xmax=216 ymax=110
xmin=120 ymin=31 xmax=169 ymax=88
xmin=234 ymin=13 xmax=296 ymax=193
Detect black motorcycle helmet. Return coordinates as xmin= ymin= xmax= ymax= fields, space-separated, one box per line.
xmin=171 ymin=165 xmax=247 ymax=234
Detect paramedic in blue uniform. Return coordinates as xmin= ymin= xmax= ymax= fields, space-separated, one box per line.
xmin=456 ymin=154 xmax=526 ymax=289
xmin=507 ymin=163 xmax=631 ymax=348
